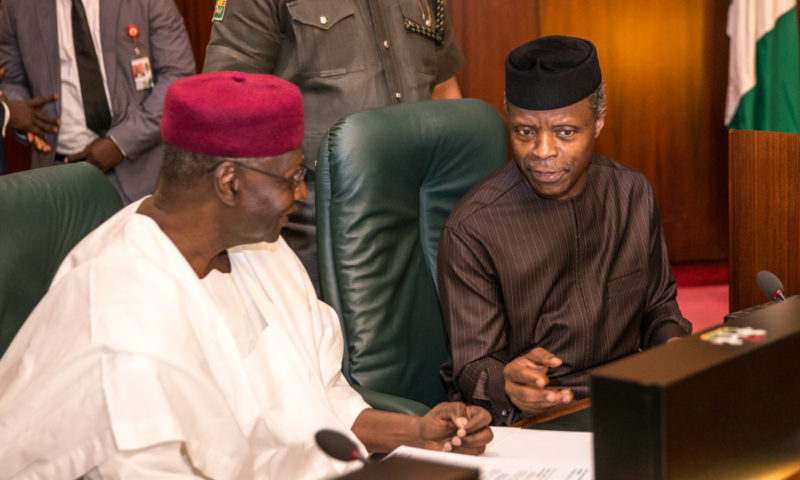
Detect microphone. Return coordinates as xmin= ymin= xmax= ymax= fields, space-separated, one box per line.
xmin=315 ymin=429 xmax=370 ymax=466
xmin=757 ymin=270 xmax=787 ymax=301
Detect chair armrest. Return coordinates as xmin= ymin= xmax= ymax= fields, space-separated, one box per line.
xmin=352 ymin=385 xmax=431 ymax=416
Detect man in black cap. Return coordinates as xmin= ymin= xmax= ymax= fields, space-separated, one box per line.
xmin=438 ymin=35 xmax=691 ymax=425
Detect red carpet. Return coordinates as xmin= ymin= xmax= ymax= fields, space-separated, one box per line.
xmin=672 ymin=262 xmax=729 ymax=333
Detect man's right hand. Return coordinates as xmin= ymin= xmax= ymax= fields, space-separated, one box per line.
xmin=25 ymin=133 xmax=51 ymax=153
xmin=504 ymin=347 xmax=574 ymax=414
xmin=417 ymin=402 xmax=493 ymax=455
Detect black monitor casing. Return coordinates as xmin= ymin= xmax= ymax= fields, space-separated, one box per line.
xmin=591 ymin=296 xmax=800 ymax=479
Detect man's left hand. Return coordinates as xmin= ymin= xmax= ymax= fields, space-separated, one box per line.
xmin=418 ymin=402 xmax=493 ymax=455
xmin=65 ymin=137 xmax=123 ymax=173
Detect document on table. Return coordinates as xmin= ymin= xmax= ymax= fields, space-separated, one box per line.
xmin=385 ymin=427 xmax=594 ymax=480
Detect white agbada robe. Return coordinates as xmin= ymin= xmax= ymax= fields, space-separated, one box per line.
xmin=0 ymin=200 xmax=370 ymax=479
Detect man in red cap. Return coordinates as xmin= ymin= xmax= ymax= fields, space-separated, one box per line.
xmin=0 ymin=71 xmax=491 ymax=479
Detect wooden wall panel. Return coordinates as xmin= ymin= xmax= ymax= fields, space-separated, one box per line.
xmin=4 ymin=138 xmax=31 ymax=174
xmin=729 ymin=130 xmax=800 ymax=312
xmin=449 ymin=0 xmax=730 ymax=264
xmin=536 ymin=0 xmax=729 ymax=263
xmin=448 ymin=1 xmax=540 ymax=116
xmin=173 ymin=0 xmax=215 ymax=72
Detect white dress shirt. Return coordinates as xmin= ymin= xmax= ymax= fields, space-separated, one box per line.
xmin=55 ymin=0 xmax=113 ymax=154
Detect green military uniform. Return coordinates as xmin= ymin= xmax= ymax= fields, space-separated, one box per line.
xmin=204 ymin=0 xmax=465 ymax=290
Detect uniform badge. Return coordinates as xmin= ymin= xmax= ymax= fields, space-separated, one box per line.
xmin=213 ymin=0 xmax=227 ymax=22
xmin=404 ymin=0 xmax=445 ymax=46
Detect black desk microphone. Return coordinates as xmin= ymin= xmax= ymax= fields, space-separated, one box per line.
xmin=315 ymin=429 xmax=370 ymax=466
xmin=757 ymin=270 xmax=787 ymax=301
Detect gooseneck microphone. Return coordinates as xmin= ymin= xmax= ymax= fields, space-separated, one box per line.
xmin=757 ymin=270 xmax=787 ymax=301
xmin=315 ymin=429 xmax=370 ymax=466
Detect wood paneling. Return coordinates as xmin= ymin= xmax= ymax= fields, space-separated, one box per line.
xmin=448 ymin=1 xmax=540 ymax=116
xmin=4 ymin=138 xmax=31 ymax=174
xmin=729 ymin=130 xmax=800 ymax=312
xmin=173 ymin=0 xmax=215 ymax=72
xmin=448 ymin=0 xmax=730 ymax=263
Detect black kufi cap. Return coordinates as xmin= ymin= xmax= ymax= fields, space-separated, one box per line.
xmin=505 ymin=35 xmax=602 ymax=110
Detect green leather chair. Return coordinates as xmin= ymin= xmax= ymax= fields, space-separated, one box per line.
xmin=0 ymin=163 xmax=123 ymax=355
xmin=316 ymin=99 xmax=508 ymax=415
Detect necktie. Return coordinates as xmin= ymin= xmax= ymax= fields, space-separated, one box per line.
xmin=72 ymin=0 xmax=111 ymax=136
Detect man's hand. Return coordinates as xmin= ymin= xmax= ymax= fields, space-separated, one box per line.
xmin=65 ymin=137 xmax=123 ymax=172
xmin=6 ymin=95 xmax=59 ymax=139
xmin=418 ymin=402 xmax=493 ymax=455
xmin=504 ymin=347 xmax=573 ymax=414
xmin=0 ymin=67 xmax=60 ymax=152
xmin=26 ymin=133 xmax=51 ymax=153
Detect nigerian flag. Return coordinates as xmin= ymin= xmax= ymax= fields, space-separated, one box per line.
xmin=726 ymin=0 xmax=800 ymax=133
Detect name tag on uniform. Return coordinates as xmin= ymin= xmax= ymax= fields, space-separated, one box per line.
xmin=213 ymin=0 xmax=227 ymax=21
xmin=131 ymin=56 xmax=153 ymax=91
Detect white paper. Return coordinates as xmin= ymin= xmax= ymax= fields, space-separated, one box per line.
xmin=386 ymin=427 xmax=594 ymax=480
xmin=484 ymin=427 xmax=594 ymax=464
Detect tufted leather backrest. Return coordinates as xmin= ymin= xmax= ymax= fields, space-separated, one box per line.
xmin=0 ymin=163 xmax=123 ymax=355
xmin=316 ymin=99 xmax=507 ymax=408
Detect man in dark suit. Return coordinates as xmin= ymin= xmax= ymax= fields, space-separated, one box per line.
xmin=0 ymin=0 xmax=195 ymax=202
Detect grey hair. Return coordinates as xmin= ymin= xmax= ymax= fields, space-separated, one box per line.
xmin=159 ymin=142 xmax=219 ymax=185
xmin=160 ymin=142 xmax=293 ymax=186
xmin=588 ymin=82 xmax=606 ymax=119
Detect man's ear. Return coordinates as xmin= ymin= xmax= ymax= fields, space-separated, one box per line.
xmin=212 ymin=161 xmax=239 ymax=206
xmin=594 ymin=108 xmax=607 ymax=139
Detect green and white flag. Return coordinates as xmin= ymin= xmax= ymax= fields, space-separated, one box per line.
xmin=726 ymin=0 xmax=800 ymax=133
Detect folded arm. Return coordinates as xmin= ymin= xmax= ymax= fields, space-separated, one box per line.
xmin=640 ymin=187 xmax=692 ymax=347
xmin=438 ymin=226 xmax=518 ymax=422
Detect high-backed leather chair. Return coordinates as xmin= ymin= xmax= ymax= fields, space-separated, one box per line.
xmin=316 ymin=99 xmax=507 ymax=415
xmin=0 ymin=163 xmax=123 ymax=355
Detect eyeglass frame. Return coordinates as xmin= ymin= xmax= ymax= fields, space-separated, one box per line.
xmin=207 ymin=160 xmax=307 ymax=187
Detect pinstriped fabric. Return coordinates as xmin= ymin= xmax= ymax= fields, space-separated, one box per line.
xmin=438 ymin=155 xmax=690 ymax=424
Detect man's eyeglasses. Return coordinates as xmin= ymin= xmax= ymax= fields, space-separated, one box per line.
xmin=208 ymin=161 xmax=307 ymax=187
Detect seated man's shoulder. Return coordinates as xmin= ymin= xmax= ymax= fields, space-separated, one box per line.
xmin=55 ymin=206 xmax=183 ymax=287
xmin=591 ymin=155 xmax=654 ymax=193
xmin=446 ymin=162 xmax=520 ymax=229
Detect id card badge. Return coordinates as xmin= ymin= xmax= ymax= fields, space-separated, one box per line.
xmin=126 ymin=25 xmax=152 ymax=91
xmin=131 ymin=56 xmax=153 ymax=91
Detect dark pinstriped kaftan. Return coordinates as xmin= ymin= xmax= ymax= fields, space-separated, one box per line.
xmin=438 ymin=155 xmax=691 ymax=424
